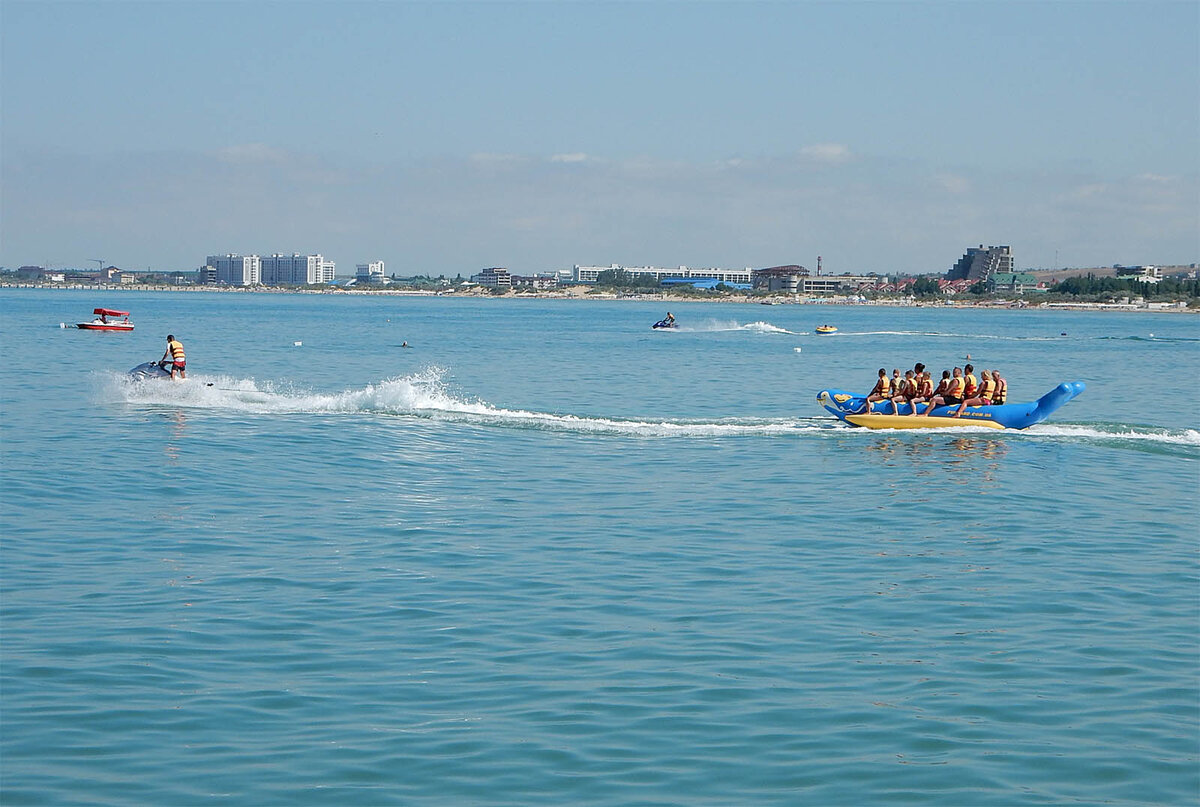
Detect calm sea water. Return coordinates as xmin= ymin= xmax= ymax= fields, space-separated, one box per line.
xmin=2 ymin=288 xmax=1197 ymax=806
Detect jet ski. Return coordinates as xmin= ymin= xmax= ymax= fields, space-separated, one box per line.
xmin=128 ymin=360 xmax=173 ymax=381
xmin=816 ymin=381 xmax=1086 ymax=430
xmin=652 ymin=318 xmax=677 ymax=329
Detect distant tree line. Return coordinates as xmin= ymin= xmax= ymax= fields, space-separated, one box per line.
xmin=910 ymin=277 xmax=942 ymax=297
xmin=1048 ymin=273 xmax=1200 ymax=300
xmin=592 ymin=269 xmax=663 ymax=292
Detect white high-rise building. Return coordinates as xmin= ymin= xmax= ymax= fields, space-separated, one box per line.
xmin=207 ymin=254 xmax=261 ymax=286
xmin=261 ymin=254 xmax=336 ymax=285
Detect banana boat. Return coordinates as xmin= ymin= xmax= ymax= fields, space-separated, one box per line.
xmin=817 ymin=381 xmax=1086 ymax=430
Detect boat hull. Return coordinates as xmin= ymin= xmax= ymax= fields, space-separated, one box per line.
xmin=77 ymin=322 xmax=134 ymax=331
xmin=817 ymin=381 xmax=1085 ymax=430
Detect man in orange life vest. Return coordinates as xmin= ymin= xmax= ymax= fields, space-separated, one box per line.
xmin=161 ymin=334 xmax=187 ymax=380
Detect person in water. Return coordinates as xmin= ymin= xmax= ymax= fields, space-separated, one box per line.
xmin=918 ymin=367 xmax=964 ymax=416
xmin=161 ymin=334 xmax=186 ymax=380
xmin=859 ymin=368 xmax=892 ymax=414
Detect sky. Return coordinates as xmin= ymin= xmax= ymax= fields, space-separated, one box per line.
xmin=2 ymin=0 xmax=1197 ymax=277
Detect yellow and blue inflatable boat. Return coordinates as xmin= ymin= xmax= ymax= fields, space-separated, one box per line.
xmin=816 ymin=381 xmax=1086 ymax=430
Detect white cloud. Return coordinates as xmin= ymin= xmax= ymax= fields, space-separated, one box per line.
xmin=549 ymin=152 xmax=589 ymax=163
xmin=799 ymin=143 xmax=852 ymax=164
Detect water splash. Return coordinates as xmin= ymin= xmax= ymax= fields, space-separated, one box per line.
xmin=106 ymin=369 xmax=1200 ymax=448
xmin=107 ymin=368 xmax=829 ymax=438
xmin=679 ymin=319 xmax=796 ymax=334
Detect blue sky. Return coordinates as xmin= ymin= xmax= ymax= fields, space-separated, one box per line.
xmin=2 ymin=0 xmax=1197 ymax=276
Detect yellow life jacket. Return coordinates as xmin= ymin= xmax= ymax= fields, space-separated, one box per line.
xmin=168 ymin=340 xmax=185 ymax=361
xmin=993 ymin=378 xmax=1007 ymax=404
xmin=963 ymin=373 xmax=977 ymax=397
xmin=979 ymin=377 xmax=996 ymax=400
xmin=877 ymin=376 xmax=891 ymax=395
xmin=947 ymin=376 xmax=964 ymax=397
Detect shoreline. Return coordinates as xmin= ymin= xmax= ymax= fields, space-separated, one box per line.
xmin=3 ymin=281 xmax=1195 ymax=313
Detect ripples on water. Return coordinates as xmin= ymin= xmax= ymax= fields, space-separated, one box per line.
xmin=2 ymin=293 xmax=1197 ymax=806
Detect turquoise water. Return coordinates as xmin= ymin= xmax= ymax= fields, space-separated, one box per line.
xmin=2 ymin=289 xmax=1197 ymax=806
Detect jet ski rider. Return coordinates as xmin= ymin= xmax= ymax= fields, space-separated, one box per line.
xmin=161 ymin=334 xmax=187 ymax=380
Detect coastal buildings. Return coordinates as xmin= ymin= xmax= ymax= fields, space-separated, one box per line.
xmin=204 ymin=253 xmax=334 ymax=286
xmin=207 ymin=254 xmax=261 ymax=286
xmin=573 ymin=264 xmax=754 ymax=285
xmin=1115 ymin=265 xmax=1161 ymax=283
xmin=473 ymin=267 xmax=511 ymax=288
xmin=947 ymin=245 xmax=1014 ymax=283
xmin=468 ymin=267 xmax=560 ymax=290
xmin=752 ymin=265 xmax=808 ymax=293
xmin=511 ymin=273 xmax=559 ymax=290
xmin=752 ymin=265 xmax=880 ymax=294
xmin=989 ymin=272 xmax=1040 ymax=293
xmin=261 ymin=254 xmax=335 ymax=285
xmin=356 ymin=261 xmax=388 ymax=285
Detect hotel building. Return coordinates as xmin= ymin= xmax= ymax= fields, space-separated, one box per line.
xmin=356 ymin=261 xmax=388 ymax=284
xmin=573 ymin=264 xmax=754 ymax=285
xmin=261 ymin=254 xmax=336 ymax=285
xmin=206 ymin=254 xmax=261 ymax=286
xmin=947 ymin=245 xmax=1014 ymax=283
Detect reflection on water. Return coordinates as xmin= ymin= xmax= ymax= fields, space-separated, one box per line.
xmin=856 ymin=434 xmax=1009 ymax=488
xmin=164 ymin=409 xmax=187 ymax=464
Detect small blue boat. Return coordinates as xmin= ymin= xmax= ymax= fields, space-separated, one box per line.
xmin=816 ymin=381 xmax=1086 ymax=430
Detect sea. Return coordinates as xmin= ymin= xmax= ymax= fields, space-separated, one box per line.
xmin=1 ymin=288 xmax=1197 ymax=806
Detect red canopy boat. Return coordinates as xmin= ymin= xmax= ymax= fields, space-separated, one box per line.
xmin=77 ymin=308 xmax=134 ymax=331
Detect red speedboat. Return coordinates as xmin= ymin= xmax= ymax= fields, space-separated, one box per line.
xmin=77 ymin=308 xmax=134 ymax=331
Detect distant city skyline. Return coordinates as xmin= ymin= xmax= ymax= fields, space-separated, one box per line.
xmin=2 ymin=1 xmax=1197 ymax=275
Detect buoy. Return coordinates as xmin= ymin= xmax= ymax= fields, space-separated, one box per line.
xmin=293 ymin=341 xmax=302 ymax=346
xmin=793 ymin=347 xmax=802 ymax=353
